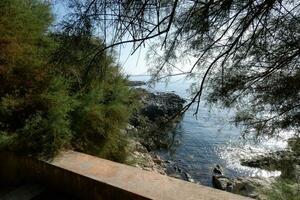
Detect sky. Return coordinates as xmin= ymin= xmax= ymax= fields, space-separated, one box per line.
xmin=51 ymin=1 xmax=198 ymax=77
xmin=114 ymin=43 xmax=149 ymax=76
xmin=51 ymin=1 xmax=149 ymax=76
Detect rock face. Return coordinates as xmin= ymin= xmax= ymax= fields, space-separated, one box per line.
xmin=212 ymin=175 xmax=233 ymax=191
xmin=212 ymin=165 xmax=275 ymax=200
xmin=129 ymin=88 xmax=185 ymax=151
xmin=131 ymin=88 xmax=185 ymax=124
xmin=126 ymin=139 xmax=166 ymax=175
xmin=139 ymin=91 xmax=186 ymax=121
xmin=126 ymin=88 xmax=185 ymax=175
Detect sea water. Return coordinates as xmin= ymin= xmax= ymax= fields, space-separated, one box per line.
xmin=129 ymin=75 xmax=291 ymax=186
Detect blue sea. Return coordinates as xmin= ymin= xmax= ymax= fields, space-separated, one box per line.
xmin=129 ymin=75 xmax=292 ymax=186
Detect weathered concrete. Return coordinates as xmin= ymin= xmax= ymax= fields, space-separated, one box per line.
xmin=0 ymin=151 xmax=252 ymax=200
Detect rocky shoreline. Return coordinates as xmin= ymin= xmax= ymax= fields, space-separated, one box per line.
xmin=212 ymin=137 xmax=300 ymax=199
xmin=212 ymin=165 xmax=276 ymax=199
xmin=240 ymin=137 xmax=300 ymax=180
xmin=125 ymin=87 xmax=185 ymax=176
xmin=125 ymin=84 xmax=299 ymax=199
xmin=126 ymin=88 xmax=200 ymax=183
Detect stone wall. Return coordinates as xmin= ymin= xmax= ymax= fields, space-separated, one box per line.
xmin=0 ymin=151 xmax=251 ymax=200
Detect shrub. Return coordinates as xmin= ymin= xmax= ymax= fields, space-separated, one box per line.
xmin=265 ymin=179 xmax=300 ymax=200
xmin=0 ymin=0 xmax=137 ymax=161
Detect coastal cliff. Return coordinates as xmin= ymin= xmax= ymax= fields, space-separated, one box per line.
xmin=124 ymin=87 xmax=185 ymax=175
xmin=125 ymin=82 xmax=300 ymax=200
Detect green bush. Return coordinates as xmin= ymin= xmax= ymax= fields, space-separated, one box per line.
xmin=265 ymin=179 xmax=300 ymax=200
xmin=71 ymin=78 xmax=135 ymax=162
xmin=0 ymin=0 xmax=136 ymax=161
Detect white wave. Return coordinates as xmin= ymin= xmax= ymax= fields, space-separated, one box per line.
xmin=216 ymin=130 xmax=295 ymax=178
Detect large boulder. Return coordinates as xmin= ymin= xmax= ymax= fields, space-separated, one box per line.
xmin=232 ymin=177 xmax=275 ymax=199
xmin=213 ymin=164 xmax=223 ymax=175
xmin=213 ymin=175 xmax=275 ymax=199
xmin=212 ymin=175 xmax=233 ymax=191
xmin=212 ymin=165 xmax=233 ymax=191
xmin=138 ymin=90 xmax=186 ymax=121
xmin=129 ymin=88 xmax=185 ymax=150
xmin=212 ymin=165 xmax=275 ymax=199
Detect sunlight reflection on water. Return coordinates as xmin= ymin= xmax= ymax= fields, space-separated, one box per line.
xmin=216 ymin=130 xmax=294 ymax=178
xmin=129 ymin=75 xmax=293 ymax=185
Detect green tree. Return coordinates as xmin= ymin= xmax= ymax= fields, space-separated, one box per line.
xmin=0 ymin=0 xmax=136 ymax=161
xmin=50 ymin=32 xmax=137 ymax=161
xmin=63 ymin=0 xmax=300 ymax=137
xmin=0 ymin=0 xmax=74 ymax=157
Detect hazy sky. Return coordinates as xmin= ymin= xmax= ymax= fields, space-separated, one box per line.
xmin=51 ymin=1 xmax=149 ymax=76
xmin=115 ymin=43 xmax=149 ymax=75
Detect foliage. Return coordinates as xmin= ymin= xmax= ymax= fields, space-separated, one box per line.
xmin=63 ymin=0 xmax=300 ymax=137
xmin=265 ymin=179 xmax=300 ymax=200
xmin=0 ymin=0 xmax=63 ymax=157
xmin=70 ymin=77 xmax=134 ymax=162
xmin=11 ymin=77 xmax=74 ymax=156
xmin=51 ymin=29 xmax=137 ymax=161
xmin=0 ymin=0 xmax=136 ymax=161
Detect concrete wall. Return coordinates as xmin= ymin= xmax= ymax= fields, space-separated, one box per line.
xmin=0 ymin=151 xmax=251 ymax=200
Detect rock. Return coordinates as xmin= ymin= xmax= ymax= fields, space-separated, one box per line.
xmin=233 ymin=177 xmax=275 ymax=199
xmin=135 ymin=142 xmax=149 ymax=154
xmin=126 ymin=88 xmax=185 ymax=178
xmin=184 ymin=172 xmax=195 ymax=183
xmin=127 ymin=80 xmax=146 ymax=86
xmin=288 ymin=137 xmax=300 ymax=154
xmin=241 ymin=150 xmax=292 ymax=169
xmin=212 ymin=163 xmax=276 ymax=199
xmin=172 ymin=165 xmax=184 ymax=174
xmin=212 ymin=165 xmax=227 ymax=190
xmin=213 ymin=164 xmax=223 ymax=175
xmin=226 ymin=182 xmax=234 ymax=192
xmin=169 ymin=173 xmax=183 ymax=179
xmin=126 ymin=139 xmax=166 ymax=175
xmin=125 ymin=124 xmax=138 ymax=133
xmin=212 ymin=173 xmax=275 ymax=199
xmin=138 ymin=89 xmax=185 ymax=122
xmin=165 ymin=162 xmax=197 ymax=183
xmin=130 ymin=88 xmax=185 ymax=150
xmin=241 ymin=148 xmax=300 ymax=179
xmin=212 ymin=175 xmax=232 ymax=190
xmin=151 ymin=154 xmax=164 ymax=165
